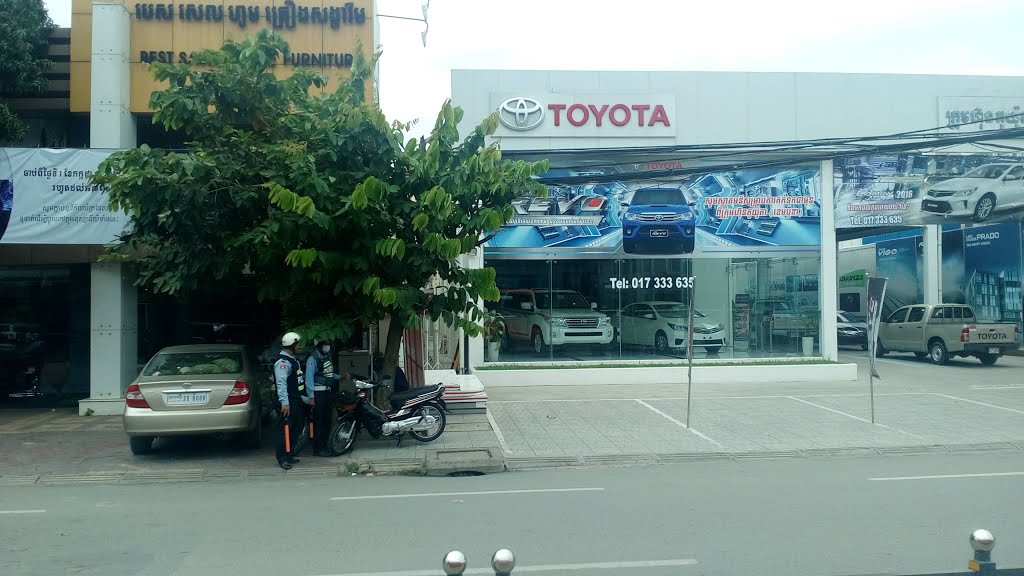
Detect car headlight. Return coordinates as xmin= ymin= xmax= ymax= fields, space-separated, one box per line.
xmin=550 ymin=318 xmax=567 ymax=326
xmin=954 ymin=187 xmax=978 ymax=197
xmin=668 ymin=323 xmax=688 ymax=331
xmin=677 ymin=212 xmax=694 ymax=221
xmin=598 ymin=317 xmax=611 ymax=327
xmin=623 ymin=213 xmax=639 ymax=221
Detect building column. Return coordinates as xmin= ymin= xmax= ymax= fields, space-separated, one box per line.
xmin=81 ymin=263 xmax=138 ymax=415
xmin=464 ymin=247 xmax=485 ymax=370
xmin=922 ymin=225 xmax=942 ymax=305
xmin=90 ymin=2 xmax=135 ymax=148
xmin=818 ymin=159 xmax=839 ymax=361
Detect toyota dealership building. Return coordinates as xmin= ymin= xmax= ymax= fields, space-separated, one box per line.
xmin=452 ymin=69 xmax=1024 ymax=385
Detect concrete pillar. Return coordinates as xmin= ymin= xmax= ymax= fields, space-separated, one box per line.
xmin=922 ymin=225 xmax=942 ymax=305
xmin=818 ymin=159 xmax=839 ymax=361
xmin=90 ymin=2 xmax=135 ymax=148
xmin=464 ymin=247 xmax=485 ymax=369
xmin=81 ymin=263 xmax=138 ymax=415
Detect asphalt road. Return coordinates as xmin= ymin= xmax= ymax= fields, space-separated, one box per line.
xmin=3 ymin=451 xmax=1022 ymax=576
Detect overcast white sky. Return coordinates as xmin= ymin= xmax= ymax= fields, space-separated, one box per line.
xmin=44 ymin=0 xmax=1024 ymax=138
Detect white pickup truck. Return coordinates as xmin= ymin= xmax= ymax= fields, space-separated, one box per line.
xmin=876 ymin=304 xmax=1018 ymax=365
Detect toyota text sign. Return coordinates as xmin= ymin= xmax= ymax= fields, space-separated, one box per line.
xmin=492 ymin=93 xmax=677 ymax=138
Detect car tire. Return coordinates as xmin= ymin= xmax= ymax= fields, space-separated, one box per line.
xmin=928 ymin=339 xmax=949 ymax=365
xmin=861 ymin=342 xmax=869 ymax=351
xmin=979 ymin=353 xmax=998 ymax=366
xmin=129 ymin=436 xmax=154 ymax=455
xmin=531 ymin=328 xmax=545 ymax=356
xmin=973 ymin=193 xmax=996 ymax=221
xmin=681 ymin=237 xmax=695 ymax=254
xmin=875 ymin=340 xmax=887 ymax=358
xmin=654 ymin=331 xmax=669 ymax=355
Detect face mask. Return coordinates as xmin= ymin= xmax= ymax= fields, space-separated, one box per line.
xmin=320 ymin=345 xmax=331 ymax=354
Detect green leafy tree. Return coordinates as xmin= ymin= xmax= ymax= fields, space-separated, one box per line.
xmin=94 ymin=30 xmax=547 ymax=386
xmin=0 ymin=0 xmax=55 ymax=143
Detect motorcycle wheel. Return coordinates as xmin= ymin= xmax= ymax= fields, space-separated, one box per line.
xmin=409 ymin=403 xmax=446 ymax=442
xmin=329 ymin=416 xmax=358 ymax=456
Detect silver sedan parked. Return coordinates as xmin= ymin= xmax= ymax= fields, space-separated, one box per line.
xmin=123 ymin=344 xmax=272 ymax=454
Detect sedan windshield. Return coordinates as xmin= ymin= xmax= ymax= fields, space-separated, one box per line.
xmin=653 ymin=304 xmax=705 ymax=318
xmin=963 ymin=164 xmax=1010 ymax=179
xmin=144 ymin=352 xmax=243 ymax=376
xmin=536 ymin=292 xmax=591 ymax=310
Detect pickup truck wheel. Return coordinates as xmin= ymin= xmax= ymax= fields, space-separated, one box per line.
xmin=979 ymin=353 xmax=999 ymax=366
xmin=929 ymin=340 xmax=949 ymax=365
xmin=531 ymin=328 xmax=546 ymax=355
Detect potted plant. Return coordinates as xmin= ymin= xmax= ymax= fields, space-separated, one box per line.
xmin=482 ymin=312 xmax=506 ymax=362
xmin=798 ymin=309 xmax=820 ymax=356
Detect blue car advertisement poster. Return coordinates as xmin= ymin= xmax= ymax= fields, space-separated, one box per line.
xmin=962 ymin=223 xmax=1023 ymax=332
xmin=485 ymin=162 xmax=822 ymax=257
xmin=875 ymin=237 xmax=920 ymax=317
xmin=834 ymin=154 xmax=1024 ymax=227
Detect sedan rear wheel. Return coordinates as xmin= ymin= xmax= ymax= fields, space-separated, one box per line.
xmin=129 ymin=436 xmax=154 ymax=455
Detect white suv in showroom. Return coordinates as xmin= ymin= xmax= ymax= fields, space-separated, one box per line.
xmin=921 ymin=163 xmax=1024 ymax=221
xmin=498 ymin=289 xmax=614 ymax=355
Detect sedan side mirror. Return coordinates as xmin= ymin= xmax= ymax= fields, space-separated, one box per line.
xmin=644 ymin=313 xmax=656 ymax=320
xmin=591 ymin=302 xmax=598 ymax=309
xmin=520 ymin=302 xmax=534 ymax=311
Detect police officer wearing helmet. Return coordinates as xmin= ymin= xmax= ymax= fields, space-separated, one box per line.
xmin=274 ymin=331 xmax=306 ymax=470
xmin=306 ymin=338 xmax=341 ymax=457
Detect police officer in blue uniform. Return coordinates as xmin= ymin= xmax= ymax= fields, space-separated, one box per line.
xmin=306 ymin=338 xmax=341 ymax=457
xmin=274 ymin=332 xmax=306 ymax=470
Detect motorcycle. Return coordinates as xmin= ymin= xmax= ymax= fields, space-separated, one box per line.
xmin=327 ymin=378 xmax=448 ymax=455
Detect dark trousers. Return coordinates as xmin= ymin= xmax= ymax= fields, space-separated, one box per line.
xmin=313 ymin=389 xmax=334 ymax=453
xmin=276 ymin=396 xmax=304 ymax=464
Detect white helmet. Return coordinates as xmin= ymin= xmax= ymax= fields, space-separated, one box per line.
xmin=281 ymin=332 xmax=301 ymax=347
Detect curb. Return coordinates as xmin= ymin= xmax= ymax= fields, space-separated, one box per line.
xmin=504 ymin=440 xmax=1024 ymax=471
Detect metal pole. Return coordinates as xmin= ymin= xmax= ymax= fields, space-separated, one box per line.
xmin=869 ymin=370 xmax=875 ymax=423
xmin=463 ymin=331 xmax=470 ymax=375
xmin=969 ymin=529 xmax=996 ymax=576
xmin=442 ymin=551 xmax=467 ymax=576
xmin=686 ymin=276 xmax=695 ymax=427
xmin=491 ymin=549 xmax=515 ymax=576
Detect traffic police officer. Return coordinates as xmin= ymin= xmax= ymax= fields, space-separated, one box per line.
xmin=306 ymin=338 xmax=340 ymax=456
xmin=274 ymin=331 xmax=306 ymax=470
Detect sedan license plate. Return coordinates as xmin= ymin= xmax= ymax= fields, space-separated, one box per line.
xmin=989 ymin=347 xmax=1000 ymax=354
xmin=650 ymin=230 xmax=669 ymax=237
xmin=165 ymin=392 xmax=209 ymax=406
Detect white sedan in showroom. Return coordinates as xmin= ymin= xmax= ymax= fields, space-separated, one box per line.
xmin=618 ymin=301 xmax=727 ymax=355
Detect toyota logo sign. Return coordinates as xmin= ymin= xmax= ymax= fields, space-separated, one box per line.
xmin=498 ymin=97 xmax=544 ymax=131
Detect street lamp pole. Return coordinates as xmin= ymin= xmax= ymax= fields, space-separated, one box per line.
xmin=378 ymin=1 xmax=431 ymax=47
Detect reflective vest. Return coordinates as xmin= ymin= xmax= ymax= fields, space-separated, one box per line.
xmin=277 ymin=354 xmax=305 ymax=397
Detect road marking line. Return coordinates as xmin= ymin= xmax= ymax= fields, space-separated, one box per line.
xmin=486 ymin=409 xmax=511 ymax=456
xmin=311 ymin=558 xmax=699 ymax=576
xmin=932 ymin=393 xmax=1024 ymax=415
xmin=493 ymin=392 xmax=929 ymax=403
xmin=870 ymin=472 xmax=1024 ymax=482
xmin=329 ymin=488 xmax=604 ymax=501
xmin=634 ymin=399 xmax=725 ymax=449
xmin=971 ymin=385 xmax=1024 ymax=390
xmin=0 ymin=510 xmax=46 ymax=514
xmin=787 ymin=396 xmax=924 ymax=439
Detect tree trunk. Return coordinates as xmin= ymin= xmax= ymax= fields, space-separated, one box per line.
xmin=376 ymin=315 xmax=404 ymax=409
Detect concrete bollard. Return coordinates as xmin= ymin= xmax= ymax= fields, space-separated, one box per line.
xmin=969 ymin=529 xmax=996 ymax=576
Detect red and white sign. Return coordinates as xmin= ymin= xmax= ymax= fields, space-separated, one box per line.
xmin=493 ymin=93 xmax=677 ymax=138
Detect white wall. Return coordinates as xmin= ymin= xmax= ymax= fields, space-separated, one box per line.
xmin=452 ymin=69 xmax=1024 ymax=150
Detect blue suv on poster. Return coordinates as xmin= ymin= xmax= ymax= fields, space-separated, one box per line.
xmin=621 ymin=186 xmax=696 ymax=254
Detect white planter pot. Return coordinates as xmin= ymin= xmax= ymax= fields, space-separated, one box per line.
xmin=801 ymin=336 xmax=815 ymax=356
xmin=486 ymin=341 xmax=501 ymax=362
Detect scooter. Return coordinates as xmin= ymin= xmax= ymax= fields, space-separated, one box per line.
xmin=327 ymin=378 xmax=448 ymax=456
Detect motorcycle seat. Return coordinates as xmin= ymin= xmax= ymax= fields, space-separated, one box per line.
xmin=388 ymin=384 xmax=443 ymax=410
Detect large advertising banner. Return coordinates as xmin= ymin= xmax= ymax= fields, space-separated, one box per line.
xmin=834 ymin=154 xmax=1024 ymax=227
xmin=0 ymin=148 xmax=127 ymax=244
xmin=941 ymin=228 xmax=966 ymax=305
xmin=486 ymin=162 xmax=822 ymax=257
xmin=962 ymin=223 xmax=1023 ymax=333
xmin=874 ymin=237 xmax=920 ymax=317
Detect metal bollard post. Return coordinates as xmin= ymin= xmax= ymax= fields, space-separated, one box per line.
xmin=491 ymin=549 xmax=515 ymax=576
xmin=969 ymin=529 xmax=996 ymax=576
xmin=443 ymin=551 xmax=467 ymax=576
